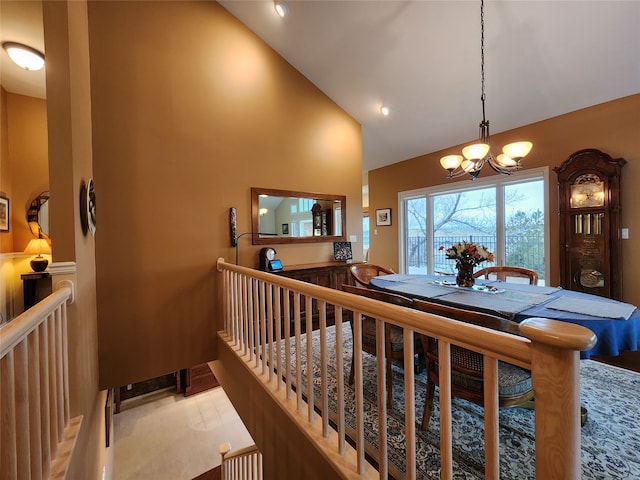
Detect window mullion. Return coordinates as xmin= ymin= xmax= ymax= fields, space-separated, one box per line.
xmin=496 ymin=184 xmax=506 ymax=266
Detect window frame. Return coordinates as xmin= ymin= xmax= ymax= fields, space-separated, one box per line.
xmin=398 ymin=167 xmax=550 ymax=282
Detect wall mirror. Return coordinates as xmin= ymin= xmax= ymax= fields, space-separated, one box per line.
xmin=27 ymin=190 xmax=50 ymax=237
xmin=251 ymin=187 xmax=346 ymax=245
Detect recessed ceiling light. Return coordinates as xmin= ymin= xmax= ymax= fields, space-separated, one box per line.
xmin=380 ymin=106 xmax=390 ymax=116
xmin=2 ymin=42 xmax=45 ymax=71
xmin=274 ymin=0 xmax=289 ymax=18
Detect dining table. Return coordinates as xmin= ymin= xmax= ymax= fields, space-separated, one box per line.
xmin=369 ymin=274 xmax=640 ymax=359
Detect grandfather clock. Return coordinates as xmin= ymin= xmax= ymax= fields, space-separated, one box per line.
xmin=555 ymin=149 xmax=625 ymax=300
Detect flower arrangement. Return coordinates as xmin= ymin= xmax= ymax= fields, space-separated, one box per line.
xmin=439 ymin=240 xmax=494 ymax=267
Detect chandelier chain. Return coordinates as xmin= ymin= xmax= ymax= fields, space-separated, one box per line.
xmin=439 ymin=0 xmax=531 ymax=179
xmin=480 ymin=0 xmax=486 ymax=119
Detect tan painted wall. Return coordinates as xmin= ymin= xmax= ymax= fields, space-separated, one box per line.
xmin=5 ymin=93 xmax=49 ymax=251
xmin=43 ymin=1 xmax=103 ymax=478
xmin=212 ymin=349 xmax=345 ymax=480
xmin=86 ymin=1 xmax=362 ymax=388
xmin=368 ymin=94 xmax=640 ymax=307
xmin=0 ymin=89 xmax=50 ymax=320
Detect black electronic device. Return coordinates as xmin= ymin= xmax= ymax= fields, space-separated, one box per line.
xmin=259 ymin=247 xmax=282 ymax=271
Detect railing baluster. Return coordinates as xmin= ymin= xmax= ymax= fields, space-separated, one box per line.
xmin=439 ymin=341 xmax=453 ymax=480
xmin=484 ymin=355 xmax=500 ymax=479
xmin=305 ymin=296 xmax=314 ymax=423
xmin=39 ymin=320 xmax=51 ymax=479
xmin=375 ymin=319 xmax=388 ymax=480
xmin=334 ymin=306 xmax=345 ymax=455
xmin=15 ymin=339 xmax=31 ymax=478
xmin=284 ymin=289 xmax=292 ymax=398
xmin=47 ymin=313 xmax=59 ymax=456
xmin=1 ymin=350 xmax=18 ymax=480
xmin=353 ymin=311 xmax=365 ymax=475
xmin=267 ymin=284 xmax=274 ymax=383
xmin=260 ymin=281 xmax=267 ymax=375
xmin=319 ymin=301 xmax=328 ymax=437
xmin=54 ymin=308 xmax=65 ymax=443
xmin=403 ymin=330 xmax=416 ymax=480
xmin=28 ymin=326 xmax=43 ymax=480
xmin=274 ymin=286 xmax=282 ymax=391
xmin=294 ymin=293 xmax=302 ymax=410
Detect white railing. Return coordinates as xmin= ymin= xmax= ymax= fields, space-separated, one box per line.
xmin=219 ymin=442 xmax=263 ymax=480
xmin=0 ymin=282 xmax=81 ymax=480
xmin=216 ymin=258 xmax=596 ymax=480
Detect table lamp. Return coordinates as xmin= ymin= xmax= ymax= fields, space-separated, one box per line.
xmin=24 ymin=238 xmax=51 ymax=272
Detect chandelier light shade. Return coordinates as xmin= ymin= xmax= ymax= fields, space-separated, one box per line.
xmin=441 ymin=0 xmax=532 ymax=180
xmin=2 ymin=42 xmax=45 ymax=71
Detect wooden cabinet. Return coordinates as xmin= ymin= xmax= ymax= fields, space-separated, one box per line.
xmin=275 ymin=262 xmax=358 ymax=332
xmin=555 ymin=149 xmax=625 ymax=300
xmin=183 ymin=363 xmax=219 ymax=397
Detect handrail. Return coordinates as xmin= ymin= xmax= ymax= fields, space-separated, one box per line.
xmin=216 ymin=258 xmax=596 ymax=479
xmin=0 ymin=284 xmax=81 ymax=480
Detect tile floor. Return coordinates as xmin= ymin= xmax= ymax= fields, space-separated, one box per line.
xmin=114 ymin=386 xmax=254 ymax=480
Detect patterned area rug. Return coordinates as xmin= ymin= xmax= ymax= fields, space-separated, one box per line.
xmin=285 ymin=324 xmax=640 ymax=479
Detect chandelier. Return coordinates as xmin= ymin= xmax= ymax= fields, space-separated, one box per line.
xmin=440 ymin=0 xmax=532 ymax=180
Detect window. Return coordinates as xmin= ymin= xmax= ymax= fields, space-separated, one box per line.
xmin=399 ymin=168 xmax=549 ymax=284
xmin=362 ymin=214 xmax=370 ymax=258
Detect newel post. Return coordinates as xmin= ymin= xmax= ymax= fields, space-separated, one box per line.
xmin=519 ymin=318 xmax=596 ymax=480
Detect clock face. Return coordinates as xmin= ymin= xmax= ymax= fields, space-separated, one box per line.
xmin=265 ymin=248 xmax=276 ymax=261
xmin=570 ymin=175 xmax=604 ymax=208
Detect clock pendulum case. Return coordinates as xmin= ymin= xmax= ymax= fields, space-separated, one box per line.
xmin=554 ymin=149 xmax=626 ymax=300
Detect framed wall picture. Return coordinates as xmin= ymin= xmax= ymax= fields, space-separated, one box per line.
xmin=375 ymin=208 xmax=391 ymax=226
xmin=333 ymin=241 xmax=353 ymax=262
xmin=0 ymin=196 xmax=9 ymax=232
xmin=282 ymin=223 xmax=289 ymax=235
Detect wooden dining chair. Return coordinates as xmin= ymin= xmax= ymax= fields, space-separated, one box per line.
xmin=349 ymin=263 xmax=395 ymax=287
xmin=341 ymin=283 xmax=421 ymax=407
xmin=411 ymin=298 xmax=533 ymax=430
xmin=473 ymin=266 xmax=539 ymax=285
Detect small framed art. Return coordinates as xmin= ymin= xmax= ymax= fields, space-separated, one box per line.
xmin=282 ymin=223 xmax=289 ymax=235
xmin=375 ymin=208 xmax=391 ymax=226
xmin=333 ymin=242 xmax=353 ymax=262
xmin=0 ymin=196 xmax=9 ymax=232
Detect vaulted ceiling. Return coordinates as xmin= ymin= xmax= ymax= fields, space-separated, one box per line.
xmin=2 ymin=1 xmax=639 ymax=178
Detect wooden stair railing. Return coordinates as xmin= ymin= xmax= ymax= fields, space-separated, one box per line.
xmin=216 ymin=258 xmax=597 ymax=480
xmin=218 ymin=443 xmax=263 ymax=480
xmin=0 ymin=281 xmax=81 ymax=480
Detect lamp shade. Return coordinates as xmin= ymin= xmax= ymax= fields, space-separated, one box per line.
xmin=462 ymin=143 xmax=490 ymax=161
xmin=495 ymin=153 xmax=518 ymax=167
xmin=24 ymin=238 xmax=51 ymax=255
xmin=440 ymin=155 xmax=463 ymax=170
xmin=24 ymin=238 xmax=51 ymax=272
xmin=502 ymin=141 xmax=533 ymax=160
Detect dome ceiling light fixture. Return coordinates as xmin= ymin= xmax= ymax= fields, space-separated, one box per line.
xmin=440 ymin=0 xmax=532 ymax=180
xmin=2 ymin=42 xmax=45 ymax=71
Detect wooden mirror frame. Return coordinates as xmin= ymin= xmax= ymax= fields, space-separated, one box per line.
xmin=27 ymin=190 xmax=50 ymax=237
xmin=251 ymin=187 xmax=347 ymax=245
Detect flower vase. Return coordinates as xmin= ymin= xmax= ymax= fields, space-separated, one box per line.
xmin=456 ymin=261 xmax=475 ymax=287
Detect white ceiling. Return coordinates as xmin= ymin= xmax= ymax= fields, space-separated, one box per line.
xmin=2 ymin=1 xmax=639 ymax=177
xmin=218 ymin=0 xmax=640 ymax=174
xmin=0 ymin=0 xmax=45 ymax=99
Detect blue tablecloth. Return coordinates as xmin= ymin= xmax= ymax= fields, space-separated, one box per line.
xmin=369 ymin=274 xmax=640 ymax=359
